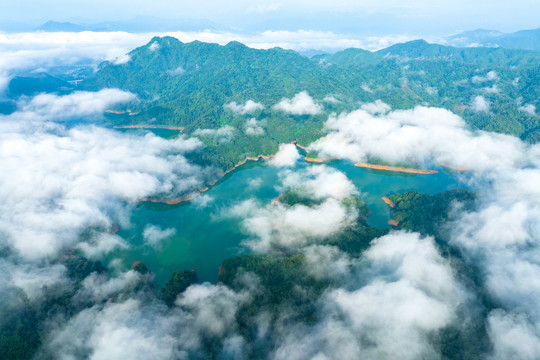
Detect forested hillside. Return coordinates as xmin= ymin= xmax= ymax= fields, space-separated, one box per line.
xmin=82 ymin=37 xmax=540 ymax=170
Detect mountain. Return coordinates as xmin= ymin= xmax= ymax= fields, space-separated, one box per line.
xmin=7 ymin=73 xmax=74 ymax=97
xmin=445 ymin=27 xmax=540 ymax=50
xmin=34 ymin=17 xmax=225 ymax=33
xmin=84 ymin=37 xmax=540 ymax=169
xmin=34 ymin=21 xmax=88 ymax=32
xmin=312 ymin=47 xmax=381 ymax=66
xmin=375 ymin=39 xmax=540 ymax=66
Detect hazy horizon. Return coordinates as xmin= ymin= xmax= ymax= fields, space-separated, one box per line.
xmin=1 ymin=0 xmax=539 ymax=36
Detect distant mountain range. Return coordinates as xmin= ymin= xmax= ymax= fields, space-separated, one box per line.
xmin=34 ymin=17 xmax=225 ymax=33
xmin=445 ymin=28 xmax=540 ymax=50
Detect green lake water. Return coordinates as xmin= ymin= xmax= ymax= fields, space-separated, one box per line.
xmin=108 ymin=128 xmax=464 ymax=287
xmin=109 ymin=159 xmax=463 ymax=288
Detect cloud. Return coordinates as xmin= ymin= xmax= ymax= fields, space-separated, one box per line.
xmin=472 ymin=70 xmax=499 ymax=83
xmin=470 ymin=95 xmax=490 ymax=112
xmin=519 ymin=104 xmax=536 ymax=116
xmin=247 ymin=177 xmax=263 ymax=189
xmin=148 ymin=41 xmax=160 ymax=52
xmin=224 ymin=100 xmax=264 ymax=114
xmin=225 ymin=165 xmax=358 ymax=250
xmin=193 ymin=125 xmax=235 ymax=142
xmin=268 ymin=143 xmax=301 ymax=167
xmin=143 ymin=225 xmax=176 ymax=249
xmin=278 ymin=165 xmax=358 ymax=200
xmin=42 ymin=281 xmax=254 ymax=359
xmin=483 ymin=84 xmax=500 ymax=94
xmin=77 ymin=234 xmax=129 ymax=259
xmin=272 ymin=232 xmax=466 ymax=360
xmin=167 ymin=66 xmax=185 ymax=76
xmin=232 ymin=198 xmax=356 ymax=250
xmin=111 ymin=53 xmax=131 ymax=65
xmin=327 ymin=233 xmax=463 ymax=359
xmin=244 ymin=117 xmax=265 ymax=136
xmin=322 ymin=96 xmax=340 ymax=104
xmin=309 ymin=103 xmax=527 ymax=171
xmin=273 ymin=91 xmax=322 ymax=116
xmin=0 ymin=92 xmax=207 ymax=259
xmin=17 ymin=89 xmax=136 ymax=120
xmin=361 ymin=84 xmax=373 ymax=93
xmin=488 ymin=310 xmax=540 ymax=360
xmin=360 ymin=99 xmax=390 ymax=115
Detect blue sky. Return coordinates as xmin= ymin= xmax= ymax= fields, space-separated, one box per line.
xmin=1 ymin=0 xmax=539 ymax=35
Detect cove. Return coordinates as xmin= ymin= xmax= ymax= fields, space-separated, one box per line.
xmin=106 ymin=158 xmax=463 ymax=288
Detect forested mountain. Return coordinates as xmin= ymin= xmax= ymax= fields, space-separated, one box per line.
xmin=82 ymin=36 xmax=540 ymax=169
xmin=446 ymin=28 xmax=540 ymax=50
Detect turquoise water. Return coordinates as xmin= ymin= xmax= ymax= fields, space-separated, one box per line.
xmin=110 ymin=128 xmax=463 ymax=287
xmin=109 ymin=160 xmax=462 ymax=287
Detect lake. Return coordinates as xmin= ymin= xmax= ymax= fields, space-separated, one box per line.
xmin=108 ymin=158 xmax=463 ymax=288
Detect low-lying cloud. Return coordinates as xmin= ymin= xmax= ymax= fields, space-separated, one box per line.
xmin=224 ymin=100 xmax=264 ymax=114
xmin=0 ymin=91 xmax=208 ymax=259
xmin=273 ymin=91 xmax=322 ymax=116
xmin=310 ymin=103 xmax=525 ymax=171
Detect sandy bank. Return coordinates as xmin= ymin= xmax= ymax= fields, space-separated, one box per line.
xmin=381 ymin=196 xmax=395 ymax=208
xmin=272 ymin=193 xmax=284 ymax=205
xmin=142 ymin=155 xmax=274 ymax=205
xmin=438 ymin=163 xmax=469 ymax=172
xmin=354 ymin=162 xmax=438 ymax=175
xmin=387 ymin=219 xmax=399 ymax=226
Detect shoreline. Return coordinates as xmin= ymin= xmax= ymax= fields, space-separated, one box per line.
xmin=354 ymin=162 xmax=438 ymax=175
xmin=140 ymin=143 xmax=438 ymax=206
xmin=381 ymin=196 xmax=395 ymax=208
xmin=141 ymin=154 xmax=274 ymax=205
xmin=113 ymin=125 xmax=185 ymax=131
xmin=438 ymin=163 xmax=469 ymax=172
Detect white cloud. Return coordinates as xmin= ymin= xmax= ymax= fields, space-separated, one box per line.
xmin=310 ymin=103 xmax=524 ymax=171
xmin=247 ymin=177 xmax=263 ymax=189
xmin=472 ymin=70 xmax=499 ymax=83
xmin=361 ymin=84 xmax=373 ymax=93
xmin=273 ymin=91 xmax=322 ymax=116
xmin=488 ymin=310 xmax=540 ymax=360
xmin=111 ymin=53 xmax=131 ymax=65
xmin=231 ymin=197 xmax=356 ymax=250
xmin=148 ymin=42 xmax=160 ymax=52
xmin=323 ymin=96 xmax=340 ymax=104
xmin=244 ymin=118 xmax=265 ymax=136
xmin=278 ymin=165 xmax=358 ymax=200
xmin=224 ymin=100 xmax=264 ymax=114
xmin=272 ymin=232 xmax=466 ymax=360
xmin=0 ymin=92 xmax=206 ymax=259
xmin=17 ymin=89 xmax=136 ymax=120
xmin=519 ymin=104 xmax=536 ymax=116
xmin=143 ymin=225 xmax=176 ymax=249
xmin=470 ymin=95 xmax=490 ymax=112
xmin=224 ymin=165 xmax=358 ymax=250
xmin=360 ymin=99 xmax=390 ymax=115
xmin=77 ymin=234 xmax=129 ymax=259
xmin=167 ymin=66 xmax=185 ymax=76
xmin=268 ymin=143 xmax=300 ymax=167
xmin=193 ymin=125 xmax=235 ymax=142
xmin=483 ymin=84 xmax=500 ymax=94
